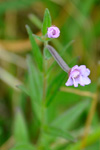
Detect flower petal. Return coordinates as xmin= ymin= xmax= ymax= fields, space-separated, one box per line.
xmin=80 ymin=76 xmax=91 ymax=86
xmin=71 ymin=65 xmax=78 ymax=72
xmin=79 ymin=65 xmax=90 ymax=76
xmin=73 ymin=78 xmax=78 ymax=87
xmin=65 ymin=77 xmax=73 ymax=86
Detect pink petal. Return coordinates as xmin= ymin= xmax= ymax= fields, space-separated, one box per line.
xmin=65 ymin=77 xmax=73 ymax=86
xmin=83 ymin=77 xmax=91 ymax=85
xmin=71 ymin=65 xmax=78 ymax=72
xmin=73 ymin=78 xmax=78 ymax=87
xmin=79 ymin=65 xmax=90 ymax=76
xmin=80 ymin=76 xmax=91 ymax=86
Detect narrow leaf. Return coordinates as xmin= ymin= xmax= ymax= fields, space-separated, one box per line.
xmin=51 ymin=100 xmax=89 ymax=130
xmin=29 ymin=14 xmax=42 ymax=29
xmin=26 ymin=25 xmax=43 ymax=71
xmin=17 ymin=85 xmax=29 ymax=95
xmin=27 ymin=55 xmax=42 ymax=121
xmin=32 ymin=34 xmax=44 ymax=42
xmin=46 ymin=71 xmax=66 ymax=106
xmin=13 ymin=110 xmax=29 ymax=143
xmin=44 ymin=125 xmax=76 ymax=142
xmin=42 ymin=8 xmax=52 ymax=35
xmin=10 ymin=142 xmax=35 ymax=150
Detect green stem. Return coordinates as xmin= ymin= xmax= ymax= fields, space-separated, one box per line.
xmin=37 ymin=41 xmax=48 ymax=149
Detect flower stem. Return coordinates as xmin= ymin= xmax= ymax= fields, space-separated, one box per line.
xmin=37 ymin=42 xmax=48 ymax=149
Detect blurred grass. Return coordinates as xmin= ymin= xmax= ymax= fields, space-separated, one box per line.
xmin=0 ymin=0 xmax=100 ymax=150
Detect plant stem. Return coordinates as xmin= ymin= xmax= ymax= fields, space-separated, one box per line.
xmin=80 ymin=93 xmax=98 ymax=149
xmin=37 ymin=42 xmax=47 ymax=149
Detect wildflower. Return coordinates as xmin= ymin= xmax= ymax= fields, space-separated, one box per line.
xmin=47 ymin=26 xmax=60 ymax=38
xmin=65 ymin=65 xmax=91 ymax=87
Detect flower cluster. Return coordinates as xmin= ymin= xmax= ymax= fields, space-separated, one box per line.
xmin=46 ymin=25 xmax=91 ymax=87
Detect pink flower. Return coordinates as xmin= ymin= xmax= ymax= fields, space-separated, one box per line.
xmin=47 ymin=26 xmax=60 ymax=38
xmin=65 ymin=65 xmax=91 ymax=87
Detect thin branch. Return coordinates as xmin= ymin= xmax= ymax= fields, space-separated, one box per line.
xmin=0 ymin=67 xmax=22 ymax=91
xmin=0 ymin=32 xmax=41 ymax=53
xmin=0 ymin=46 xmax=27 ymax=69
xmin=80 ymin=93 xmax=98 ymax=149
xmin=60 ymin=87 xmax=96 ymax=98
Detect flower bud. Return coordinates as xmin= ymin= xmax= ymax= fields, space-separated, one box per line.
xmin=47 ymin=26 xmax=60 ymax=38
xmin=46 ymin=45 xmax=70 ymax=73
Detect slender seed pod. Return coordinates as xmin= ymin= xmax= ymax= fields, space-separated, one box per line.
xmin=46 ymin=45 xmax=70 ymax=73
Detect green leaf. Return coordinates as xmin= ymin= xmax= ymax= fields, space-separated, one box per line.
xmin=46 ymin=71 xmax=66 ymax=106
xmin=46 ymin=56 xmax=78 ymax=106
xmin=32 ymin=34 xmax=44 ymax=42
xmin=42 ymin=8 xmax=52 ymax=35
xmin=44 ymin=125 xmax=76 ymax=142
xmin=26 ymin=25 xmax=43 ymax=71
xmin=28 ymin=14 xmax=42 ymax=29
xmin=17 ymin=85 xmax=29 ymax=95
xmin=51 ymin=100 xmax=89 ymax=130
xmin=10 ymin=143 xmax=35 ymax=150
xmin=44 ymin=47 xmax=52 ymax=59
xmin=13 ymin=110 xmax=29 ymax=143
xmin=27 ymin=55 xmax=42 ymax=121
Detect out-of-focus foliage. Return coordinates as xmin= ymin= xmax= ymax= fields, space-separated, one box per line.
xmin=0 ymin=0 xmax=100 ymax=150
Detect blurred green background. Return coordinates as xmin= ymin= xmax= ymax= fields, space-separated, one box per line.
xmin=0 ymin=0 xmax=100 ymax=150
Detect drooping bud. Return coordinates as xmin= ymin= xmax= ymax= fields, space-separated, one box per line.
xmin=46 ymin=45 xmax=70 ymax=73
